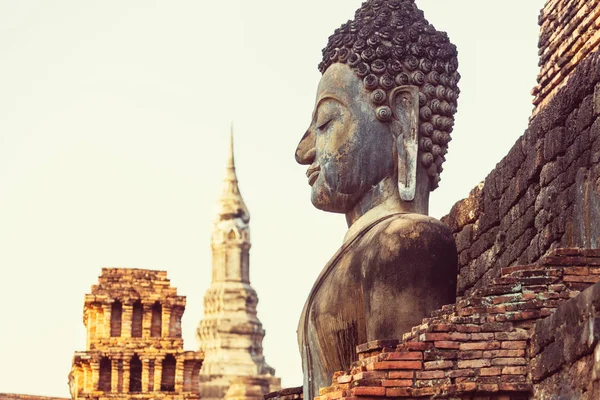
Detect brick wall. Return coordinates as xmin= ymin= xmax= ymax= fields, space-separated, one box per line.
xmin=532 ymin=0 xmax=600 ymax=114
xmin=442 ymin=47 xmax=600 ymax=297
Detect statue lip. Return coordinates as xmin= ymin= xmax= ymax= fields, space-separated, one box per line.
xmin=307 ymin=165 xmax=321 ymax=186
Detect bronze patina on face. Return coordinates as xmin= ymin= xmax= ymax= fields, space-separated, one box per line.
xmin=295 ymin=1 xmax=460 ymax=398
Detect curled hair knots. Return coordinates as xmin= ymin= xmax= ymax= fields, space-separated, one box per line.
xmin=380 ymin=74 xmax=395 ymax=90
xmin=337 ymin=47 xmax=350 ymax=63
xmin=410 ymin=71 xmax=425 ymax=85
xmin=395 ymin=72 xmax=410 ymax=86
xmin=364 ymin=74 xmax=379 ymax=90
xmin=420 ymin=122 xmax=434 ymax=137
xmin=421 ymin=152 xmax=434 ymax=167
xmin=419 ymin=137 xmax=433 ymax=151
xmin=371 ymin=89 xmax=387 ymax=105
xmin=371 ymin=59 xmax=387 ymax=75
xmin=376 ymin=106 xmax=393 ymax=122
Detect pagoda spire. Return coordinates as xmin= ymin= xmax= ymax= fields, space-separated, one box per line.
xmin=197 ymin=127 xmax=280 ymax=400
xmin=215 ymin=125 xmax=249 ymax=226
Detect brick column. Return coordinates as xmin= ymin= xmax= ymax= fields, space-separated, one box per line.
xmin=122 ymin=358 xmax=130 ymax=394
xmin=83 ymin=362 xmax=92 ymax=394
xmin=141 ymin=358 xmax=151 ymax=392
xmin=111 ymin=357 xmax=119 ymax=393
xmin=175 ymin=357 xmax=184 ymax=392
xmin=162 ymin=305 xmax=171 ymax=338
xmin=91 ymin=361 xmax=100 ymax=392
xmin=142 ymin=302 xmax=152 ymax=338
xmin=102 ymin=303 xmax=112 ymax=338
xmin=122 ymin=304 xmax=133 ymax=338
xmin=154 ymin=356 xmax=164 ymax=392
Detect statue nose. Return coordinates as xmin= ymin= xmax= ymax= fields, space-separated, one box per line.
xmin=295 ymin=130 xmax=316 ymax=165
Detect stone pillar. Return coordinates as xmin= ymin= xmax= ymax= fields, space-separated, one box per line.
xmin=122 ymin=304 xmax=133 ymax=338
xmin=162 ymin=305 xmax=171 ymax=338
xmin=141 ymin=358 xmax=150 ymax=393
xmin=142 ymin=302 xmax=152 ymax=338
xmin=102 ymin=303 xmax=112 ymax=338
xmin=175 ymin=357 xmax=184 ymax=392
xmin=83 ymin=362 xmax=92 ymax=394
xmin=154 ymin=356 xmax=164 ymax=391
xmin=122 ymin=358 xmax=130 ymax=394
xmin=91 ymin=361 xmax=100 ymax=392
xmin=111 ymin=357 xmax=119 ymax=393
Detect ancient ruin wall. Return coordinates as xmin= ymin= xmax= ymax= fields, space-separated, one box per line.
xmin=530 ymin=278 xmax=600 ymax=399
xmin=532 ymin=0 xmax=600 ymax=114
xmin=442 ymin=47 xmax=600 ymax=297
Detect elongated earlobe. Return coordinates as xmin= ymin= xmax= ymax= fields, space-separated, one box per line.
xmin=390 ymin=86 xmax=420 ymax=202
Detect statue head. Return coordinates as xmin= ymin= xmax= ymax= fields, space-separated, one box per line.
xmin=295 ymin=0 xmax=459 ymax=218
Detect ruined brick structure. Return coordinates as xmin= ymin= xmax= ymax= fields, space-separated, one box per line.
xmin=269 ymin=0 xmax=600 ymax=399
xmin=196 ymin=132 xmax=281 ymax=400
xmin=532 ymin=0 xmax=600 ymax=115
xmin=69 ymin=268 xmax=203 ymax=398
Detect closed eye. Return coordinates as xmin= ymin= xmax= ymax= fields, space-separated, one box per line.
xmin=317 ymin=118 xmax=333 ymax=131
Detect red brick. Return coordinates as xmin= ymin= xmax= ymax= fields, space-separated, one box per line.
xmin=502 ymin=366 xmax=527 ymax=375
xmin=564 ymin=275 xmax=600 ymax=283
xmin=459 ymin=350 xmax=483 ymax=360
xmin=478 ymin=383 xmax=499 ymax=392
xmin=447 ymin=369 xmax=475 ymax=378
xmin=385 ymin=388 xmax=411 ymax=397
xmin=483 ymin=349 xmax=525 ymax=358
xmin=380 ymin=351 xmax=422 ymax=361
xmin=459 ymin=341 xmax=501 ymax=350
xmin=479 ymin=367 xmax=501 ymax=376
xmin=434 ymin=341 xmax=460 ymax=349
xmin=455 ymin=324 xmax=481 ymax=333
xmin=501 ymin=341 xmax=527 ymax=349
xmin=456 ymin=382 xmax=477 ymax=391
xmin=423 ymin=360 xmax=453 ymax=370
xmin=402 ymin=342 xmax=432 ymax=351
xmin=419 ymin=333 xmax=450 ymax=341
xmin=351 ymin=386 xmax=385 ymax=396
xmin=470 ymin=333 xmax=495 ymax=341
xmin=564 ymin=267 xmax=589 ymax=275
xmin=388 ymin=371 xmax=414 ymax=379
xmin=494 ymin=330 xmax=529 ymax=340
xmin=457 ymin=359 xmax=491 ymax=369
xmin=416 ymin=370 xmax=445 ymax=379
xmin=411 ymin=387 xmax=436 ymax=396
xmin=367 ymin=361 xmax=422 ymax=370
xmin=337 ymin=375 xmax=352 ymax=384
xmin=498 ymin=383 xmax=532 ymax=391
xmin=381 ymin=379 xmax=412 ymax=387
xmin=490 ymin=357 xmax=527 ymax=366
xmin=430 ymin=323 xmax=454 ymax=332
xmin=352 ymin=371 xmax=386 ymax=380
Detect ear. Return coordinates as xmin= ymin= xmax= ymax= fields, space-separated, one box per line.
xmin=389 ymin=85 xmax=420 ymax=202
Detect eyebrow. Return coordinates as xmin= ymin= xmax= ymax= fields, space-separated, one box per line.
xmin=312 ymin=95 xmax=345 ymax=123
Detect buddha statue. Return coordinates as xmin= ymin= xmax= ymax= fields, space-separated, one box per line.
xmin=295 ymin=1 xmax=460 ymax=398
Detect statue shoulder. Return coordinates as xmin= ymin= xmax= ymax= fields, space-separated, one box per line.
xmin=372 ymin=213 xmax=453 ymax=244
xmin=360 ymin=213 xmax=456 ymax=266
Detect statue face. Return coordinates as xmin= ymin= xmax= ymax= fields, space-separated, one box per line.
xmin=295 ymin=63 xmax=396 ymax=213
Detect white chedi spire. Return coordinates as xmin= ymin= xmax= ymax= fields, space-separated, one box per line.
xmin=197 ymin=126 xmax=280 ymax=400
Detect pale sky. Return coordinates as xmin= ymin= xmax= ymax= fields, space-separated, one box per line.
xmin=0 ymin=0 xmax=545 ymax=397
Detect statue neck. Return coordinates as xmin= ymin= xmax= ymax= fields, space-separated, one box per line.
xmin=344 ymin=176 xmax=411 ymax=236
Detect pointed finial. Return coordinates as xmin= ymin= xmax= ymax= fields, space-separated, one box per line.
xmin=228 ymin=122 xmax=235 ymax=168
